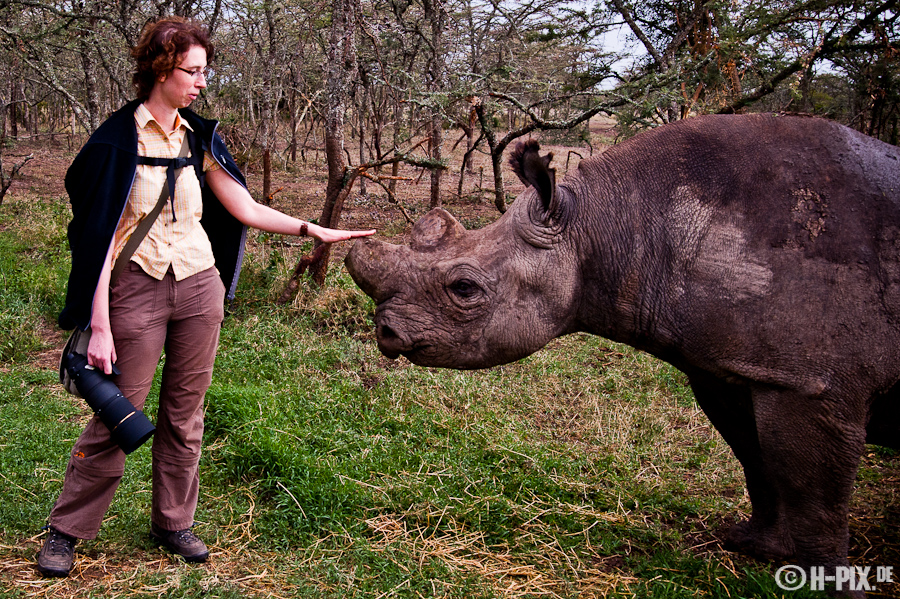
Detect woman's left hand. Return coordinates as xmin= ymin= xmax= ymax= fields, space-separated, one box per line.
xmin=307 ymin=223 xmax=376 ymax=243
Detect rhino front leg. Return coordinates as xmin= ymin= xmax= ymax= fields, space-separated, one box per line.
xmin=689 ymin=373 xmax=793 ymax=561
xmin=752 ymin=386 xmax=868 ymax=597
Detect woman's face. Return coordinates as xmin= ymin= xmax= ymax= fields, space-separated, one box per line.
xmin=154 ymin=45 xmax=208 ymax=109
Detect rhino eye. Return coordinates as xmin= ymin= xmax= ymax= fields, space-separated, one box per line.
xmin=448 ymin=278 xmax=482 ymax=300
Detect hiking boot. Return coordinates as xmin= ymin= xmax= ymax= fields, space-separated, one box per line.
xmin=150 ymin=522 xmax=209 ymax=563
xmin=36 ymin=527 xmax=76 ymax=577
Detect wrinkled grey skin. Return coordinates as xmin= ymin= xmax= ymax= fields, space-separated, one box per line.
xmin=345 ymin=114 xmax=900 ymax=595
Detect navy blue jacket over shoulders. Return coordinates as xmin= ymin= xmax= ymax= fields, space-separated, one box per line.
xmin=60 ymin=99 xmax=248 ymax=331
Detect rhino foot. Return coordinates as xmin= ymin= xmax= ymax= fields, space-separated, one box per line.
xmin=723 ymin=519 xmax=794 ymax=562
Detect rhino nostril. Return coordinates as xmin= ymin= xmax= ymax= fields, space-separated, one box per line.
xmin=375 ymin=323 xmax=406 ymax=360
xmin=379 ymin=324 xmax=399 ymax=340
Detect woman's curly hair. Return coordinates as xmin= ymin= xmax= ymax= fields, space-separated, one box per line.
xmin=131 ymin=17 xmax=215 ymax=101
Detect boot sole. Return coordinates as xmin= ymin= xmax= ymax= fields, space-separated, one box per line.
xmin=36 ymin=562 xmax=73 ymax=577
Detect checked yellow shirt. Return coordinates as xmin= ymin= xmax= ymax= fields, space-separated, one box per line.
xmin=112 ymin=103 xmax=222 ymax=281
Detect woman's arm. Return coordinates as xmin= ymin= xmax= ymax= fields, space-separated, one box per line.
xmin=86 ymin=240 xmax=118 ymax=375
xmin=206 ymin=168 xmax=375 ymax=242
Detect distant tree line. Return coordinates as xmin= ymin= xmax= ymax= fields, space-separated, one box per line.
xmin=0 ymin=0 xmax=897 ymax=283
xmin=2 ymin=0 xmax=898 ymax=190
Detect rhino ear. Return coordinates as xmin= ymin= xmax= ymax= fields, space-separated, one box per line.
xmin=509 ymin=140 xmax=556 ymax=213
xmin=411 ymin=208 xmax=466 ymax=250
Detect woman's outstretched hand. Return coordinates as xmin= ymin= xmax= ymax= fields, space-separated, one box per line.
xmin=307 ymin=223 xmax=376 ymax=243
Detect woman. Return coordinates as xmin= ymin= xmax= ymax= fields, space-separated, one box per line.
xmin=38 ymin=16 xmax=374 ymax=577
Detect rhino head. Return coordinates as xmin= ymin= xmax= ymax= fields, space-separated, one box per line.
xmin=345 ymin=141 xmax=587 ymax=369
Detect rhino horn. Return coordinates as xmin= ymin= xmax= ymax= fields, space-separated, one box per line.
xmin=344 ymin=237 xmax=404 ymax=303
xmin=410 ymin=208 xmax=467 ymax=251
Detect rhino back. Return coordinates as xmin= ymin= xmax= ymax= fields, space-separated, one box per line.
xmin=569 ymin=114 xmax=900 ymax=392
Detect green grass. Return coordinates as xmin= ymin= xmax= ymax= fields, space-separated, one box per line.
xmin=1 ymin=187 xmax=896 ymax=598
xmin=0 ymin=193 xmax=69 ymax=362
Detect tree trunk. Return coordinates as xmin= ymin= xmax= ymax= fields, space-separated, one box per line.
xmin=423 ymin=0 xmax=446 ymax=209
xmin=77 ymin=18 xmax=102 ymax=132
xmin=261 ymin=0 xmax=277 ymax=205
xmin=8 ymin=76 xmax=18 ymax=140
xmin=465 ymin=100 xmax=477 ymax=175
xmin=307 ymin=0 xmax=358 ymax=286
xmin=474 ymin=98 xmax=507 ymax=213
xmin=289 ymin=66 xmax=298 ymax=163
xmin=389 ymin=97 xmax=403 ymax=195
xmin=456 ymin=98 xmax=478 ymax=195
xmin=263 ymin=149 xmax=272 ymax=204
xmin=429 ymin=114 xmax=442 ymax=208
xmin=357 ymin=85 xmax=367 ymax=197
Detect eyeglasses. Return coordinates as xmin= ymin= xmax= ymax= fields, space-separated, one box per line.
xmin=176 ymin=67 xmax=210 ymax=80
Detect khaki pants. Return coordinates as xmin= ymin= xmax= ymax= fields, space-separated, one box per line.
xmin=50 ymin=263 xmax=225 ymax=539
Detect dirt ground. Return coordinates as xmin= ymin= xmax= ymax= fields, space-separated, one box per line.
xmin=2 ymin=115 xmax=617 ymax=238
xmin=1 ymin=116 xmax=616 ymax=370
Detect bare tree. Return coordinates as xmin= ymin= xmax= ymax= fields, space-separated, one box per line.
xmin=0 ymin=97 xmax=32 ymax=206
xmin=421 ymin=0 xmax=446 ymax=208
xmin=306 ymin=0 xmax=359 ymax=286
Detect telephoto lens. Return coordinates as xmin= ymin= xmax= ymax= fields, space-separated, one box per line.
xmin=64 ymin=352 xmax=156 ymax=454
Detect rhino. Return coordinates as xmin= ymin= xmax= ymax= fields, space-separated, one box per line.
xmin=344 ymin=113 xmax=900 ymax=595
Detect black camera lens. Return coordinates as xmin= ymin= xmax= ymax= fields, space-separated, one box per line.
xmin=64 ymin=353 xmax=155 ymax=454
